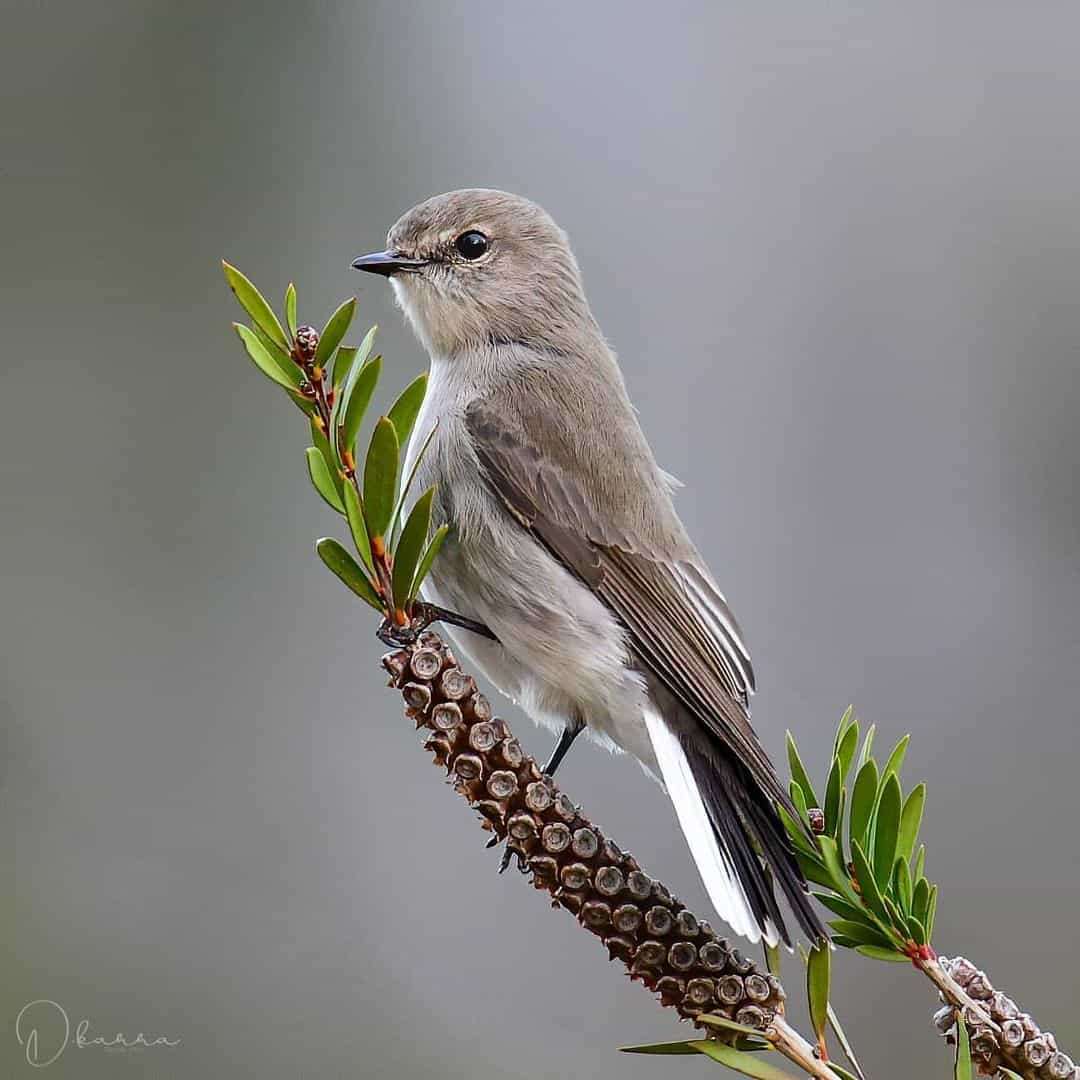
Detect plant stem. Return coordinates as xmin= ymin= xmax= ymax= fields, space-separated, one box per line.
xmin=769 ymin=1016 xmax=846 ymax=1080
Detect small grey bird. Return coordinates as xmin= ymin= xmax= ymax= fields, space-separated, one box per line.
xmin=353 ymin=189 xmax=823 ymax=946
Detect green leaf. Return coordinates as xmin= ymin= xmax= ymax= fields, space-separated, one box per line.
xmin=688 ymin=1042 xmax=798 ymax=1079
xmin=872 ymin=774 xmax=902 ymax=886
xmin=823 ymin=756 xmax=842 ymax=839
xmin=796 ymin=851 xmax=837 ymax=891
xmin=697 ymin=1014 xmax=768 ymax=1039
xmin=315 ymin=538 xmax=383 ymax=612
xmin=893 ymin=857 xmax=913 ymax=916
xmin=997 ymin=1070 xmax=1024 ymax=1079
xmin=305 ymin=447 xmax=344 ymax=513
xmin=789 ymin=781 xmax=810 ymax=825
xmin=906 ymin=914 xmax=927 ymax=946
xmin=340 ymin=354 xmax=382 ymax=462
xmin=409 ymin=524 xmax=448 ymax=602
xmin=828 ymin=920 xmax=896 ymax=950
xmin=315 ymin=297 xmax=357 ymax=370
xmin=786 ymin=732 xmax=819 ymax=810
xmin=913 ymin=844 xmax=926 ymax=882
xmin=849 ymin=758 xmax=878 ymax=852
xmin=926 ymin=884 xmax=938 ymax=940
xmin=342 ymin=481 xmax=374 ymax=574
xmin=816 ymin=836 xmax=853 ymax=900
xmin=897 ymin=783 xmax=926 ymax=864
xmin=850 ymin=840 xmax=889 ymax=923
xmin=391 ymin=487 xmax=434 ymax=610
xmin=806 ymin=941 xmax=830 ymax=1044
xmin=827 ymin=1065 xmax=862 ymax=1080
xmin=857 ymin=723 xmax=876 ymax=769
xmin=778 ymin=803 xmax=819 ymax=858
xmin=387 ymin=372 xmax=427 ymax=449
xmin=363 ymin=417 xmax=400 ymax=541
xmin=331 ymin=345 xmax=359 ymax=392
xmin=954 ymin=1017 xmax=972 ymax=1080
xmin=763 ymin=941 xmax=782 ymax=977
xmin=390 ymin=418 xmax=439 ymax=546
xmin=310 ymin=419 xmax=343 ymax=497
xmin=881 ymin=734 xmax=910 ymax=781
xmin=233 ymin=323 xmax=303 ymax=392
xmin=813 ymin=892 xmax=875 ymax=925
xmin=619 ymin=1040 xmax=702 ymax=1055
xmin=912 ymin=877 xmax=931 ymax=926
xmin=827 ymin=1004 xmax=866 ymax=1080
xmin=223 ymin=261 xmax=290 ymax=352
xmin=854 ymin=944 xmax=907 ymax=963
xmin=835 ymin=712 xmax=859 ymax=784
xmin=882 ymin=895 xmax=908 ymax=935
xmin=285 ymin=282 xmax=297 ymax=339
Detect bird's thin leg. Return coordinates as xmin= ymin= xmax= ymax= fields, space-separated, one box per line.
xmin=377 ymin=601 xmax=498 ymax=647
xmin=498 ymin=718 xmax=585 ymax=873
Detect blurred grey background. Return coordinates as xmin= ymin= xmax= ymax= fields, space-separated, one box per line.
xmin=2 ymin=2 xmax=1078 ymax=1077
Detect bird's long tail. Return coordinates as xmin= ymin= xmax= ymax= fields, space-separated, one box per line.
xmin=644 ymin=706 xmax=824 ymax=947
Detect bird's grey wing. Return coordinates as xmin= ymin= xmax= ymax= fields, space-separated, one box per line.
xmin=465 ymin=401 xmax=787 ymax=810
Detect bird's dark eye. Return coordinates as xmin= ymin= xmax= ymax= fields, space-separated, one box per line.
xmin=455 ymin=230 xmax=489 ymax=260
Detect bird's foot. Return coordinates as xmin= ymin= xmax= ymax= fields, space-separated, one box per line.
xmin=376 ymin=602 xmax=497 ymax=648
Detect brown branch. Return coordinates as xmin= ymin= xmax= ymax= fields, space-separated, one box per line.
xmin=924 ymin=956 xmax=1077 ymax=1079
xmin=382 ymin=630 xmax=849 ymax=1079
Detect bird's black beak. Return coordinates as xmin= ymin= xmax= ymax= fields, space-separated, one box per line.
xmin=350 ymin=251 xmax=428 ymax=277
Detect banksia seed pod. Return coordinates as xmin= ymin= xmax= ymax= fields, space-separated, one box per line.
xmin=381 ymin=632 xmax=785 ymax=1030
xmin=934 ymin=957 xmax=1078 ymax=1080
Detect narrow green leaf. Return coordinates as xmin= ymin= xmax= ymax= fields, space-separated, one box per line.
xmin=882 ymin=895 xmax=908 ymax=936
xmin=330 ymin=325 xmax=377 ymax=453
xmin=897 ymin=783 xmax=926 ymax=864
xmin=409 ymin=524 xmax=448 ymax=602
xmin=831 ymin=935 xmax=864 ymax=950
xmin=342 ymin=481 xmax=374 ymax=574
xmin=926 ymin=884 xmax=939 ymax=941
xmin=796 ymin=851 xmax=837 ymax=891
xmin=363 ymin=416 xmax=399 ymax=541
xmin=997 ymin=1069 xmax=1024 ymax=1079
xmin=881 ymin=734 xmax=910 ymax=781
xmin=850 ymin=840 xmax=889 ymax=923
xmin=233 ymin=323 xmax=302 ymax=392
xmin=305 ymin=447 xmax=344 ymax=513
xmin=857 ymin=723 xmax=876 ymax=769
xmin=827 ymin=1004 xmax=867 ymax=1080
xmin=913 ymin=844 xmax=926 ymax=882
xmin=285 ymin=282 xmax=297 ymax=339
xmin=835 ymin=714 xmax=859 ymax=784
xmin=315 ymin=538 xmax=383 ymax=612
xmin=763 ymin=942 xmax=782 ymax=977
xmin=854 ymin=945 xmax=907 ymax=963
xmin=310 ymin=419 xmax=343 ymax=497
xmin=786 ymin=732 xmax=819 ymax=810
xmin=697 ymin=1014 xmax=768 ymax=1039
xmin=912 ymin=877 xmax=931 ymax=926
xmin=331 ymin=345 xmax=358 ymax=393
xmin=806 ymin=942 xmax=830 ymax=1044
xmin=619 ymin=1040 xmax=702 ymax=1055
xmin=789 ymin=781 xmax=810 ymax=826
xmin=849 ymin=759 xmax=878 ymax=851
xmin=828 ymin=920 xmax=896 ymax=950
xmin=893 ymin=857 xmax=913 ymax=916
xmin=823 ymin=757 xmax=842 ymax=838
xmin=340 ymin=355 xmax=382 ymax=462
xmin=813 ymin=893 xmax=875 ymax=925
xmin=816 ymin=836 xmax=853 ymax=900
xmin=954 ymin=1017 xmax=972 ymax=1080
xmin=386 ymin=372 xmax=427 ymax=450
xmin=827 ymin=1065 xmax=862 ymax=1080
xmin=390 ymin=419 xmax=439 ymax=546
xmin=223 ymin=261 xmax=289 ymax=351
xmin=315 ymin=297 xmax=357 ymax=370
xmin=872 ymin=774 xmax=902 ymax=886
xmin=778 ymin=803 xmax=818 ymax=857
xmin=906 ymin=914 xmax=927 ymax=946
xmin=391 ymin=487 xmax=434 ymax=610
xmin=689 ymin=1042 xmax=799 ymax=1079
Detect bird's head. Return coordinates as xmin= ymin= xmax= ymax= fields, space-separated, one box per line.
xmin=352 ymin=189 xmax=596 ymax=359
